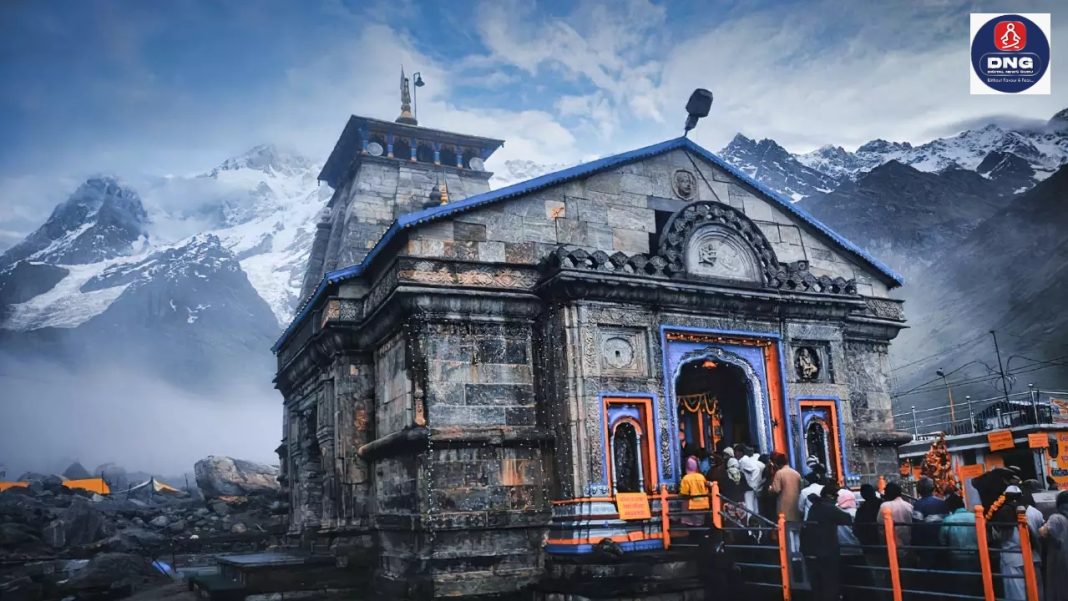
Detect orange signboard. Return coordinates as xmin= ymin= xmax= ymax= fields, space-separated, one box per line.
xmin=987 ymin=430 xmax=1015 ymax=451
xmin=616 ymin=492 xmax=652 ymax=520
xmin=1028 ymin=433 xmax=1049 ymax=449
xmin=1051 ymin=432 xmax=1068 ymax=490
xmin=958 ymin=464 xmax=984 ymax=480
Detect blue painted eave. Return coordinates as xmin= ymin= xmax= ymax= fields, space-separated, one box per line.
xmin=273 ymin=136 xmax=903 ymax=353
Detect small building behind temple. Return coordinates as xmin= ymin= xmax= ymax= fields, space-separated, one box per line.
xmin=271 ymin=80 xmax=910 ymax=598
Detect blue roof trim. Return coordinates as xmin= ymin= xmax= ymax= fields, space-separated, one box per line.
xmin=273 ymin=136 xmax=902 ymax=353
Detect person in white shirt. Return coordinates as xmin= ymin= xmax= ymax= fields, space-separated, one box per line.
xmin=737 ymin=445 xmax=765 ymax=517
xmin=798 ymin=470 xmax=824 ymax=519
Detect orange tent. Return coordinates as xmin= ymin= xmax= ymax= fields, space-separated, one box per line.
xmin=63 ymin=477 xmax=110 ymax=495
xmin=0 ymin=481 xmax=28 ymax=492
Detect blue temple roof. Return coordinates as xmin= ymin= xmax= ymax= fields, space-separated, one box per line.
xmin=274 ymin=136 xmax=904 ymax=352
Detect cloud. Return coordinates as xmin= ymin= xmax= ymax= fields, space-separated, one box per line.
xmin=0 ymin=353 xmax=280 ymax=476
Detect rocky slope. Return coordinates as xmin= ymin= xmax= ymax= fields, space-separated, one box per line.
xmin=892 ymin=165 xmax=1068 ymax=400
xmin=801 ymin=161 xmax=1010 ymax=279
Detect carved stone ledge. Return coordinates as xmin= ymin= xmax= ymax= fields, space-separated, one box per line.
xmin=542 ymin=244 xmax=857 ymax=296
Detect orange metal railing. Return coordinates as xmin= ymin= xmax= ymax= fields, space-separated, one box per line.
xmin=557 ymin=483 xmax=1045 ymax=601
xmin=974 ymin=505 xmax=995 ymax=601
xmin=1017 ymin=509 xmax=1040 ymax=601
xmin=881 ymin=506 xmax=903 ymax=601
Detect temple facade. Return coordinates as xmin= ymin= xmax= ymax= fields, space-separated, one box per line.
xmin=272 ymin=87 xmax=908 ymax=598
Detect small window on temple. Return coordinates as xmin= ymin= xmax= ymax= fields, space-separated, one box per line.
xmin=416 ymin=143 xmax=435 ymax=163
xmin=393 ymin=138 xmax=411 ymax=161
xmin=462 ymin=149 xmax=479 ymax=169
xmin=648 ymin=209 xmax=674 ymax=251
xmin=439 ymin=146 xmax=458 ymax=167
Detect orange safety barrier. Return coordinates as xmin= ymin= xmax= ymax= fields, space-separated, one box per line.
xmin=881 ymin=506 xmax=903 ymax=601
xmin=710 ymin=481 xmax=722 ymax=529
xmin=1017 ymin=509 xmax=1040 ymax=601
xmin=659 ymin=484 xmax=671 ymax=551
xmin=974 ymin=505 xmax=995 ymax=601
xmin=777 ymin=512 xmax=790 ymax=601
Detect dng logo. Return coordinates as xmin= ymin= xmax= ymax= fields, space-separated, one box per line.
xmin=993 ymin=21 xmax=1026 ymax=52
xmin=971 ymin=14 xmax=1050 ymax=95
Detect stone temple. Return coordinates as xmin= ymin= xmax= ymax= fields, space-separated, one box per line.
xmin=272 ymin=80 xmax=908 ymax=598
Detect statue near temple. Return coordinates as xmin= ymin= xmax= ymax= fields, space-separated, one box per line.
xmin=396 ymin=68 xmax=417 ymax=125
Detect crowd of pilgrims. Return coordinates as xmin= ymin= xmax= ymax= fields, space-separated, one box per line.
xmin=678 ymin=444 xmax=1068 ymax=601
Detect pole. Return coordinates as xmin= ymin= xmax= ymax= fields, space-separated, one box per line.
xmin=912 ymin=405 xmax=918 ymax=435
xmin=1017 ymin=509 xmax=1040 ymax=601
xmin=659 ymin=484 xmax=670 ymax=550
xmin=1028 ymin=383 xmax=1038 ymax=424
xmin=882 ymin=506 xmax=903 ymax=601
xmin=990 ymin=330 xmax=1011 ymax=403
xmin=974 ymin=505 xmax=995 ymax=601
xmin=966 ymin=396 xmax=974 ymax=435
xmin=942 ymin=374 xmax=957 ymax=433
xmin=710 ymin=480 xmax=722 ymax=529
xmin=777 ymin=512 xmax=791 ymax=601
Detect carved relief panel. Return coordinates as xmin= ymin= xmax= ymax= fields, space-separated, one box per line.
xmin=685 ymin=224 xmax=762 ymax=283
xmin=791 ymin=341 xmax=834 ymax=384
xmin=598 ymin=327 xmax=648 ymax=376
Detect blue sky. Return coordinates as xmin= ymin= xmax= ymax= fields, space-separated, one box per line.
xmin=1 ymin=0 xmax=1065 ymax=247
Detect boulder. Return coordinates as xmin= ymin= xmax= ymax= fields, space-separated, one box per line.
xmin=100 ymin=528 xmax=165 ymax=553
xmin=209 ymin=501 xmax=231 ymax=516
xmin=149 ymin=515 xmax=169 ymax=528
xmin=230 ymin=522 xmax=248 ymax=535
xmin=61 ymin=496 xmax=108 ymax=546
xmin=0 ymin=522 xmax=40 ymax=548
xmin=62 ymin=461 xmax=91 ymax=480
xmin=194 ymin=456 xmax=279 ymax=498
xmin=43 ymin=519 xmax=66 ymax=548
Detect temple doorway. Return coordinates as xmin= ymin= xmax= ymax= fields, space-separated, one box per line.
xmin=675 ymin=359 xmax=754 ymax=461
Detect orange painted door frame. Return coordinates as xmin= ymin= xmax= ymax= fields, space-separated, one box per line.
xmin=798 ymin=398 xmax=847 ymax=485
xmin=603 ymin=396 xmax=659 ymax=493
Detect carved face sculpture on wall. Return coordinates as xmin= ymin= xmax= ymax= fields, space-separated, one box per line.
xmin=673 ymin=169 xmax=696 ymax=200
xmin=795 ymin=347 xmax=821 ymax=382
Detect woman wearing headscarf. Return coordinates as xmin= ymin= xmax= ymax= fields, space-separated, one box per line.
xmin=1040 ymin=490 xmax=1068 ymax=601
xmin=679 ymin=456 xmax=709 ymax=527
xmin=836 ymin=488 xmax=867 ymax=599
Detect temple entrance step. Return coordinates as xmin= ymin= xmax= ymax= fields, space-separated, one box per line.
xmin=186 ymin=551 xmax=371 ymax=600
xmin=537 ymin=550 xmax=705 ymax=600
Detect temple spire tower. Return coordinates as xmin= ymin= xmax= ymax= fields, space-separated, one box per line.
xmin=298 ymin=79 xmax=504 ymax=299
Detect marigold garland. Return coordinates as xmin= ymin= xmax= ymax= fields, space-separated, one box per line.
xmin=985 ymin=494 xmax=1007 ymax=520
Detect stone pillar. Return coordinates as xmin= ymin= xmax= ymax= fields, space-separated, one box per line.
xmin=845 ymin=338 xmax=909 ymax=482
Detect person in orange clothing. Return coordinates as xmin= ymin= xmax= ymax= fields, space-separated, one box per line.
xmin=680 ymin=456 xmax=709 ymax=526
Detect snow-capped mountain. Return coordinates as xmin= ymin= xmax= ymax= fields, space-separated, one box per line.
xmin=0 ymin=145 xmax=328 ymax=336
xmin=490 ymin=159 xmax=570 ymax=188
xmin=719 ymin=134 xmax=841 ymax=201
xmin=196 ymin=144 xmax=331 ymax=325
xmin=724 ymin=108 xmax=1068 ymax=200
xmin=0 ymin=177 xmax=149 ymax=267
